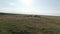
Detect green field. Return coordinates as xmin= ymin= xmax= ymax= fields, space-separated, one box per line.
xmin=0 ymin=14 xmax=60 ymax=34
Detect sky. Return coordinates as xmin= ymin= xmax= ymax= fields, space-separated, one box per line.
xmin=0 ymin=0 xmax=60 ymax=16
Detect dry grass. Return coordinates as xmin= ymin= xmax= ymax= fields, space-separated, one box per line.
xmin=0 ymin=15 xmax=60 ymax=34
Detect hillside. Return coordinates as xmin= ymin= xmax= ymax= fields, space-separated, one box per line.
xmin=0 ymin=13 xmax=60 ymax=34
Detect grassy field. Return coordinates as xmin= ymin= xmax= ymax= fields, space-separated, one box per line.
xmin=0 ymin=14 xmax=60 ymax=34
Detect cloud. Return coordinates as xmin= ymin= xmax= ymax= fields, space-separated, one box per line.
xmin=0 ymin=0 xmax=60 ymax=16
xmin=0 ymin=7 xmax=60 ymax=15
xmin=9 ymin=3 xmax=15 ymax=6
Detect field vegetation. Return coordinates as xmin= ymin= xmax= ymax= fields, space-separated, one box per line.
xmin=0 ymin=13 xmax=60 ymax=34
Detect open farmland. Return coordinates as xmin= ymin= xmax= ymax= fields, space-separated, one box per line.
xmin=0 ymin=13 xmax=60 ymax=34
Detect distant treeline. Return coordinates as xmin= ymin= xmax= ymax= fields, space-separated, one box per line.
xmin=0 ymin=13 xmax=41 ymax=18
xmin=0 ymin=13 xmax=19 ymax=15
xmin=24 ymin=15 xmax=41 ymax=18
